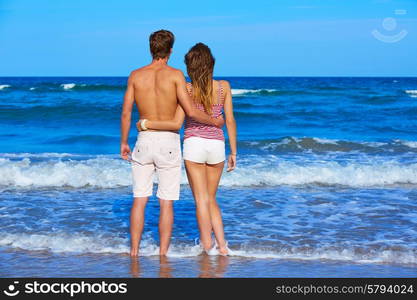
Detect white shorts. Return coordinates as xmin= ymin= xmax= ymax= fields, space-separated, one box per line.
xmin=183 ymin=136 xmax=226 ymax=164
xmin=131 ymin=131 xmax=181 ymax=200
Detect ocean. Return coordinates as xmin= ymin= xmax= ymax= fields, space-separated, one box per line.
xmin=0 ymin=76 xmax=417 ymax=277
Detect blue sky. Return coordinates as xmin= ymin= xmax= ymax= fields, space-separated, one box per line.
xmin=0 ymin=0 xmax=416 ymax=76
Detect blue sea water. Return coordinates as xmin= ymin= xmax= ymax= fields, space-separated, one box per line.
xmin=1 ymin=77 xmax=417 ymax=277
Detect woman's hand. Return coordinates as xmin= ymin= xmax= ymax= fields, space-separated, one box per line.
xmin=227 ymin=154 xmax=236 ymax=172
xmin=136 ymin=120 xmax=143 ymax=131
xmin=213 ymin=115 xmax=225 ymax=128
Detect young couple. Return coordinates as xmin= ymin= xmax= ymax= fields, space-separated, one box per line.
xmin=120 ymin=30 xmax=237 ymax=257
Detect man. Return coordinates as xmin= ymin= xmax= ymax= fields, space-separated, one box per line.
xmin=120 ymin=30 xmax=223 ymax=257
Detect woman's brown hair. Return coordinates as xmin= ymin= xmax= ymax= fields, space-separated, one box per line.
xmin=184 ymin=43 xmax=215 ymax=114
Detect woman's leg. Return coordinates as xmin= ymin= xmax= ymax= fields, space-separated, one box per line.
xmin=206 ymin=161 xmax=228 ymax=255
xmin=184 ymin=160 xmax=213 ymax=251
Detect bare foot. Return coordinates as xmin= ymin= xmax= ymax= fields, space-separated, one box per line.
xmin=130 ymin=248 xmax=139 ymax=257
xmin=218 ymin=247 xmax=228 ymax=256
xmin=216 ymin=240 xmax=229 ymax=256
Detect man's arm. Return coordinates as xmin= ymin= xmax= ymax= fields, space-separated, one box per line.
xmin=120 ymin=73 xmax=135 ymax=160
xmin=174 ymin=71 xmax=223 ymax=127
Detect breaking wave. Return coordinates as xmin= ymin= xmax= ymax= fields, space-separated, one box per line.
xmin=1 ymin=152 xmax=417 ymax=188
xmin=0 ymin=232 xmax=415 ymax=264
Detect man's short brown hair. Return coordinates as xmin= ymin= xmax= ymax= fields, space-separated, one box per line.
xmin=149 ymin=30 xmax=175 ymax=59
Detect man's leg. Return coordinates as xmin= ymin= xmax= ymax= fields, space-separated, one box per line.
xmin=130 ymin=197 xmax=149 ymax=257
xmin=130 ymin=132 xmax=155 ymax=257
xmin=154 ymin=132 xmax=181 ymax=255
xmin=158 ymin=199 xmax=173 ymax=255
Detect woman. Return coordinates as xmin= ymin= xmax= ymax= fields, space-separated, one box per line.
xmin=137 ymin=43 xmax=237 ymax=255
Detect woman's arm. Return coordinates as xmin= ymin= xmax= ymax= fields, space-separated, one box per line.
xmin=136 ymin=105 xmax=185 ymax=131
xmin=222 ymin=80 xmax=237 ymax=172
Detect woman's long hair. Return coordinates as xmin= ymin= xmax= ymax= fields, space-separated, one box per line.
xmin=184 ymin=43 xmax=215 ymax=114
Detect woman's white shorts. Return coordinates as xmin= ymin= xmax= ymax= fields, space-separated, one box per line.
xmin=183 ymin=136 xmax=226 ymax=164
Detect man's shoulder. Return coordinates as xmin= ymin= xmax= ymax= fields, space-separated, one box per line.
xmin=165 ymin=66 xmax=184 ymax=76
xmin=127 ymin=66 xmax=156 ymax=84
xmin=129 ymin=66 xmax=148 ymax=77
xmin=128 ymin=65 xmax=184 ymax=82
xmin=161 ymin=67 xmax=185 ymax=84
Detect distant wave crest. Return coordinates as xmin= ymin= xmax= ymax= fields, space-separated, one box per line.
xmin=61 ymin=83 xmax=76 ymax=90
xmin=405 ymin=90 xmax=417 ymax=98
xmin=59 ymin=83 xmax=123 ymax=91
xmin=231 ymin=89 xmax=278 ymax=96
xmin=14 ymin=83 xmax=126 ymax=92
xmin=244 ymin=137 xmax=417 ymax=154
xmin=4 ymin=83 xmax=285 ymax=94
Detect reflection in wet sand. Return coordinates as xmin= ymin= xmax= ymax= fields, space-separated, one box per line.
xmin=159 ymin=256 xmax=173 ymax=278
xmin=198 ymin=254 xmax=229 ymax=278
xmin=130 ymin=257 xmax=141 ymax=277
xmin=128 ymin=254 xmax=229 ymax=278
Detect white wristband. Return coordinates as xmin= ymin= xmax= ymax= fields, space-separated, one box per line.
xmin=140 ymin=119 xmax=148 ymax=131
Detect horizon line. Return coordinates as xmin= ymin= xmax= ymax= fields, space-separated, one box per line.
xmin=1 ymin=75 xmax=417 ymax=78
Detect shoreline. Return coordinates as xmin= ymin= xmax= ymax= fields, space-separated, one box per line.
xmin=2 ymin=250 xmax=416 ymax=278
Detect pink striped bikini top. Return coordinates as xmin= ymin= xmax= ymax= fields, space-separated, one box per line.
xmin=184 ymin=81 xmax=225 ymax=141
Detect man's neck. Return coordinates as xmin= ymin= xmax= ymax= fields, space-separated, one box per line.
xmin=151 ymin=58 xmax=169 ymax=66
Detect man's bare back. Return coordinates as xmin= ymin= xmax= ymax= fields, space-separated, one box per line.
xmin=130 ymin=61 xmax=182 ymax=127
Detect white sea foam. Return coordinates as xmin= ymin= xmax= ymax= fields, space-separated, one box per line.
xmin=0 ymin=152 xmax=87 ymax=158
xmin=1 ymin=155 xmax=417 ymax=188
xmin=0 ymin=157 xmax=129 ymax=188
xmin=0 ymin=233 xmax=415 ymax=264
xmin=61 ymin=83 xmax=76 ymax=90
xmin=312 ymin=137 xmax=339 ymax=145
xmin=222 ymin=158 xmax=417 ymax=187
xmin=0 ymin=233 xmax=130 ymax=254
xmin=231 ymin=89 xmax=276 ymax=95
xmin=0 ymin=84 xmax=11 ymax=90
xmin=259 ymin=137 xmax=417 ymax=152
xmin=229 ymin=247 xmax=417 ymax=264
xmin=232 ymin=89 xmax=254 ymax=95
xmin=395 ymin=140 xmax=417 ymax=149
xmin=405 ymin=90 xmax=417 ymax=95
xmin=362 ymin=141 xmax=386 ymax=147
